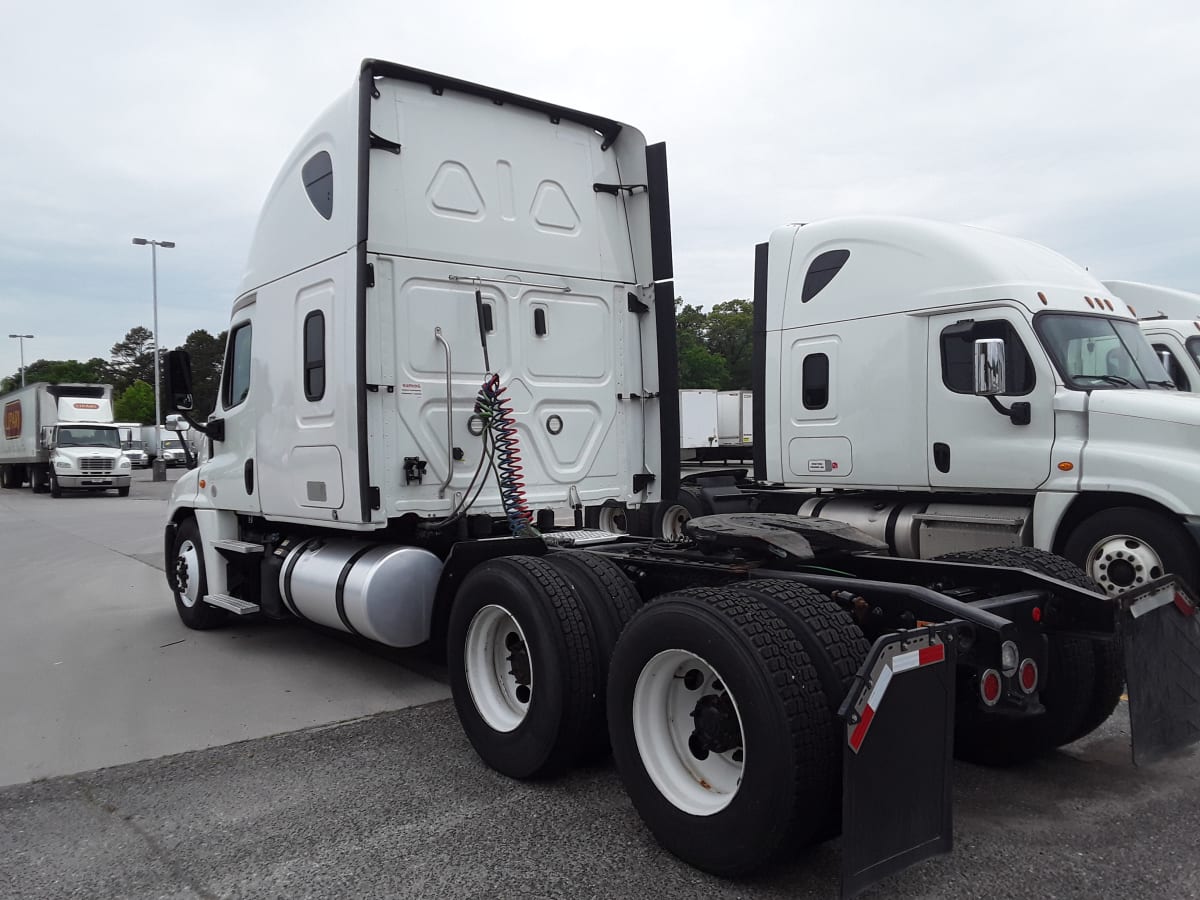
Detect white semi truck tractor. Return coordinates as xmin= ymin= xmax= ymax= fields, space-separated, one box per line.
xmin=740 ymin=220 xmax=1200 ymax=599
xmin=158 ymin=60 xmax=1200 ymax=896
xmin=1101 ymin=280 xmax=1200 ymax=393
xmin=0 ymin=382 xmax=131 ymax=496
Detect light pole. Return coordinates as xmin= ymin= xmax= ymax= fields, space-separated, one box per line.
xmin=8 ymin=334 xmax=34 ymax=387
xmin=132 ymin=237 xmax=175 ymax=481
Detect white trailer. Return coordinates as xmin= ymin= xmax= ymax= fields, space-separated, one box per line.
xmin=716 ymin=389 xmax=753 ymax=447
xmin=155 ymin=61 xmax=1200 ymax=895
xmin=0 ymin=383 xmax=131 ymax=496
xmin=678 ymin=389 xmax=718 ymax=457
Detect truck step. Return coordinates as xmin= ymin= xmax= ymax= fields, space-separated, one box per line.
xmin=213 ymin=539 xmax=265 ymax=555
xmin=203 ymin=593 xmax=260 ymax=615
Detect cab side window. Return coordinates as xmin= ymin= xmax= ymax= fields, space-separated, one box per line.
xmin=223 ymin=322 xmax=253 ymax=409
xmin=1151 ymin=343 xmax=1191 ymax=391
xmin=940 ymin=320 xmax=1035 ymax=395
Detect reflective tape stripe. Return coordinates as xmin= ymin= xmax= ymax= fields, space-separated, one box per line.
xmin=868 ymin=664 xmax=894 ymax=709
xmin=848 ymin=639 xmax=947 ymax=753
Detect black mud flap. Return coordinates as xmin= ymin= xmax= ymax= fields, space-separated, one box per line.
xmin=1121 ymin=576 xmax=1200 ymax=766
xmin=839 ymin=626 xmax=957 ymax=899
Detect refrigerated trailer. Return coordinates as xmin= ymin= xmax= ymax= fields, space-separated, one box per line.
xmin=0 ymin=382 xmax=131 ymax=496
xmin=157 ymin=60 xmax=1200 ymax=896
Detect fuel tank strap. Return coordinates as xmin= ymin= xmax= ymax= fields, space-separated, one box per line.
xmin=334 ymin=545 xmax=377 ymax=637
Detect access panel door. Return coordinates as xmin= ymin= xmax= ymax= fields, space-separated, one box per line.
xmin=926 ymin=310 xmax=1055 ymax=489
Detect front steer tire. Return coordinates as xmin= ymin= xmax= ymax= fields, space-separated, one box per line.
xmin=448 ymin=556 xmax=599 ymax=780
xmin=170 ymin=517 xmax=227 ymax=630
xmin=607 ymin=589 xmax=838 ymax=876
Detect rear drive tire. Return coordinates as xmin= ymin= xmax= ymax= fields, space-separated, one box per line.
xmin=170 ymin=518 xmax=227 ymax=630
xmin=545 ymin=550 xmax=641 ymax=760
xmin=448 ymin=556 xmax=598 ymax=779
xmin=934 ymin=547 xmax=1115 ymax=763
xmin=655 ymin=487 xmax=705 ymax=541
xmin=607 ymin=588 xmax=838 ymax=876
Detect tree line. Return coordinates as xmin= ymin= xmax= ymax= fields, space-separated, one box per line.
xmin=1 ymin=326 xmax=227 ymax=424
xmin=677 ymin=298 xmax=753 ymax=390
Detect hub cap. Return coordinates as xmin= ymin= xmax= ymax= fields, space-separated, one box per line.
xmin=632 ymin=649 xmax=745 ymax=816
xmin=464 ymin=604 xmax=532 ymax=732
xmin=174 ymin=539 xmax=201 ymax=608
xmin=598 ymin=506 xmax=629 ymax=534
xmin=1085 ymin=534 xmax=1164 ymax=596
xmin=659 ymin=504 xmax=692 ymax=541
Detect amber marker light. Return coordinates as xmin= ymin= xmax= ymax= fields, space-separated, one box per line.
xmin=1057 ymin=462 xmax=1074 ymax=471
xmin=199 ymin=479 xmax=207 ymax=488
xmin=1037 ymin=291 xmax=1048 ymax=305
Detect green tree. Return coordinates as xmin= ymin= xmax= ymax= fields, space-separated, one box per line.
xmin=675 ymin=299 xmax=729 ymax=389
xmin=113 ymin=380 xmax=156 ymax=423
xmin=109 ymin=326 xmax=162 ymax=395
xmin=176 ymin=329 xmax=227 ymax=418
xmin=705 ymin=299 xmax=754 ymax=389
xmin=1 ymin=357 xmax=109 ymax=394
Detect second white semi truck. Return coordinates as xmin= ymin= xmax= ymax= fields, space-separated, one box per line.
xmin=156 ymin=60 xmax=1200 ymax=896
xmin=1101 ymin=280 xmax=1200 ymax=394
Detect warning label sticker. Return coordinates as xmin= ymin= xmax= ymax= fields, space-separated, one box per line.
xmin=400 ymin=383 xmax=422 ymax=396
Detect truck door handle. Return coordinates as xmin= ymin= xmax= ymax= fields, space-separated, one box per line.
xmin=244 ymin=459 xmax=254 ymax=494
xmin=933 ymin=442 xmax=951 ymax=474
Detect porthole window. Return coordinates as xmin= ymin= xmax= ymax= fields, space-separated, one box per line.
xmin=302 ymin=151 xmax=333 ymax=220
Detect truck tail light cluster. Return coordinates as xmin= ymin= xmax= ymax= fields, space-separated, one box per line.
xmin=1018 ymin=659 xmax=1038 ymax=694
xmin=980 ymin=669 xmax=1002 ymax=706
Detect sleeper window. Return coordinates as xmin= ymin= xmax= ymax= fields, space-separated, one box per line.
xmin=302 ymin=151 xmax=333 ymax=220
xmin=304 ymin=311 xmax=326 ymax=401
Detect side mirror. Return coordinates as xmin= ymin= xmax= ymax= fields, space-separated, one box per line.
xmin=164 ymin=350 xmax=195 ymax=412
xmin=165 ymin=413 xmax=187 ymax=433
xmin=973 ymin=338 xmax=1008 ymax=396
xmin=1158 ymin=350 xmax=1174 ymax=374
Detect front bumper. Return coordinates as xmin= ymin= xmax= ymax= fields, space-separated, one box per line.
xmin=56 ymin=474 xmax=132 ymax=489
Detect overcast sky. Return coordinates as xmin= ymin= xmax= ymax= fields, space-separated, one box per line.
xmin=2 ymin=2 xmax=1198 ymax=376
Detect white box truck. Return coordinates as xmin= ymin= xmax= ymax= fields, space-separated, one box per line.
xmin=0 ymin=383 xmax=131 ymax=496
xmin=154 ymin=61 xmax=1200 ymax=895
xmin=115 ymin=422 xmax=150 ymax=468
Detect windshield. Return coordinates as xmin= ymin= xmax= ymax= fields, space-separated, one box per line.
xmin=1035 ymin=313 xmax=1172 ymax=390
xmin=57 ymin=427 xmax=121 ymax=449
xmin=122 ymin=441 xmax=145 ymax=451
xmin=162 ymin=440 xmax=184 ymax=450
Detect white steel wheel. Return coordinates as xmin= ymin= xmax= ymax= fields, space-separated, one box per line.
xmin=1084 ymin=534 xmax=1164 ymax=596
xmin=598 ymin=506 xmax=629 ymax=534
xmin=632 ymin=649 xmax=745 ymax=816
xmin=659 ymin=504 xmax=692 ymax=541
xmin=464 ymin=604 xmax=533 ymax=733
xmin=175 ymin=539 xmax=203 ymax=608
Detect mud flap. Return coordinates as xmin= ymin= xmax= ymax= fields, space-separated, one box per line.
xmin=1121 ymin=576 xmax=1200 ymax=766
xmin=839 ymin=626 xmax=957 ymax=899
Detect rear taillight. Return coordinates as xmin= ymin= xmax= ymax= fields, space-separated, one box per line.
xmin=1018 ymin=658 xmax=1038 ymax=694
xmin=980 ymin=669 xmax=1002 ymax=706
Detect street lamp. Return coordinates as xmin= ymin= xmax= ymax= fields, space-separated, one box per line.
xmin=8 ymin=334 xmax=34 ymax=387
xmin=132 ymin=237 xmax=175 ymax=481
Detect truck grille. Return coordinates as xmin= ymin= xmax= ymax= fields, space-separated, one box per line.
xmin=79 ymin=457 xmax=114 ymax=475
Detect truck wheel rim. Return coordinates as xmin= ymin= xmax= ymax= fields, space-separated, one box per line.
xmin=660 ymin=504 xmax=691 ymax=541
xmin=598 ymin=506 xmax=628 ymax=534
xmin=1085 ymin=534 xmax=1164 ymax=596
xmin=632 ymin=649 xmax=745 ymax=816
xmin=464 ymin=604 xmax=532 ymax=733
xmin=175 ymin=539 xmax=201 ymax=608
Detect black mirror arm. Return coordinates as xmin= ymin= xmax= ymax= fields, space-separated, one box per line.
xmin=985 ymin=395 xmax=1031 ymax=426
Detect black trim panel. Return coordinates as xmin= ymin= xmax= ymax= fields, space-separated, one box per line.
xmin=645 ymin=142 xmax=674 ymax=281
xmin=752 ymin=242 xmax=769 ymax=482
xmin=654 ymin=280 xmax=680 ymax=505
xmin=356 ymin=69 xmax=374 ymax=523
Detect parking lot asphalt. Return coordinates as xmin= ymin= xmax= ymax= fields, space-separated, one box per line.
xmin=2 ymin=469 xmax=1199 ymax=898
xmin=1 ymin=699 xmax=1197 ymax=899
xmin=0 ymin=468 xmax=448 ymax=787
